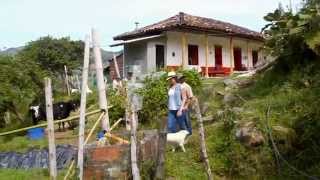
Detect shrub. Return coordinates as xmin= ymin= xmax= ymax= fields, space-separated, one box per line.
xmin=137 ymin=70 xmax=202 ymax=127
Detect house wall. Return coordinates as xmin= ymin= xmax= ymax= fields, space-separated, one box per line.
xmin=123 ymin=42 xmax=147 ymax=76
xmin=122 ymin=31 xmax=264 ymax=76
xmin=165 ymin=31 xmax=264 ymax=69
xmin=146 ymin=37 xmax=166 ymax=72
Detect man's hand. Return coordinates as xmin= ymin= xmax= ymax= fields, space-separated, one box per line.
xmin=177 ymin=109 xmax=182 ymax=117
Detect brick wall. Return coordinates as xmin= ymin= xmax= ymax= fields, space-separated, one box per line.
xmin=84 ymin=130 xmax=158 ymax=180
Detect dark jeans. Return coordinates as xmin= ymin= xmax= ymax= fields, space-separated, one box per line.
xmin=167 ymin=110 xmax=187 ymax=133
xmin=184 ymin=109 xmax=192 ymax=135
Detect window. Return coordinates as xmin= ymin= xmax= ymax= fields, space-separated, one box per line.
xmin=188 ymin=45 xmax=198 ymax=65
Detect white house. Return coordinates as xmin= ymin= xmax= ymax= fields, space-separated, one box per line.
xmin=111 ymin=12 xmax=265 ymax=77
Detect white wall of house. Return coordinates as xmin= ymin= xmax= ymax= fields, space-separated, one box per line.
xmin=146 ymin=37 xmax=166 ymax=72
xmin=165 ymin=31 xmax=264 ymax=69
xmin=123 ymin=31 xmax=264 ymax=75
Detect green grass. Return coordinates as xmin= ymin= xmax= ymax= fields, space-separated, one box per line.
xmin=0 ymin=136 xmax=48 ymax=153
xmin=0 ymin=169 xmax=68 ymax=180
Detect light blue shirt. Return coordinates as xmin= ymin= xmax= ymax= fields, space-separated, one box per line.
xmin=168 ymin=84 xmax=182 ymax=110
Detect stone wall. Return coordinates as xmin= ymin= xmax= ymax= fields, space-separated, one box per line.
xmin=84 ymin=130 xmax=158 ymax=180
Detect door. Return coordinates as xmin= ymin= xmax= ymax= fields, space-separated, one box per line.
xmin=156 ymin=45 xmax=165 ymax=69
xmin=233 ymin=48 xmax=242 ymax=71
xmin=188 ymin=45 xmax=199 ymax=65
xmin=214 ymin=45 xmax=222 ymax=68
xmin=252 ymin=50 xmax=258 ymax=67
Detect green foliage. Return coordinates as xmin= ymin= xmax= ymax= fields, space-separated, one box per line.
xmin=18 ymin=36 xmax=84 ymax=76
xmin=107 ymin=88 xmax=126 ymax=124
xmin=0 ymin=55 xmax=45 ymax=126
xmin=137 ymin=70 xmax=202 ymax=126
xmin=137 ymin=74 xmax=168 ymax=127
xmin=263 ymin=0 xmax=320 ymax=56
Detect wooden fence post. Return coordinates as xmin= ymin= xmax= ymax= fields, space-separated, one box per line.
xmin=77 ymin=35 xmax=90 ymax=180
xmin=92 ymin=28 xmax=110 ymax=131
xmin=45 ymin=77 xmax=57 ymax=180
xmin=113 ymin=53 xmax=121 ymax=79
xmin=155 ymin=116 xmax=167 ymax=179
xmin=130 ymin=106 xmax=140 ymax=180
xmin=194 ymin=97 xmax=213 ymax=180
xmin=64 ymin=65 xmax=71 ymax=96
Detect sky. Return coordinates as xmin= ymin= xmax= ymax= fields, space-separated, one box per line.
xmin=0 ymin=0 xmax=298 ymax=51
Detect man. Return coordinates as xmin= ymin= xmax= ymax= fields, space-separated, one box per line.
xmin=178 ymin=74 xmax=194 ymax=134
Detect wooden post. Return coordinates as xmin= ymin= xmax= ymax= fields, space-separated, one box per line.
xmin=45 ymin=78 xmax=57 ymax=180
xmin=229 ymin=37 xmax=234 ymax=73
xmin=113 ymin=53 xmax=121 ymax=79
xmin=92 ymin=28 xmax=110 ymax=131
xmin=193 ymin=97 xmax=213 ymax=180
xmin=204 ymin=34 xmax=209 ymax=78
xmin=181 ymin=33 xmax=187 ymax=69
xmin=64 ymin=65 xmax=71 ymax=96
xmin=77 ymin=35 xmax=90 ymax=180
xmin=155 ymin=116 xmax=167 ymax=179
xmin=130 ymin=106 xmax=140 ymax=180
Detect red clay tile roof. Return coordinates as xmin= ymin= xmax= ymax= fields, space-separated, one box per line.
xmin=113 ymin=12 xmax=264 ymax=41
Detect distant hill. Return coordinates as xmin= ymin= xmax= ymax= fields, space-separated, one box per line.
xmin=0 ymin=47 xmax=23 ymax=56
xmin=0 ymin=46 xmax=121 ymax=67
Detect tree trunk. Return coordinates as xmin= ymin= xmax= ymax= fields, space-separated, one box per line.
xmin=193 ymin=97 xmax=213 ymax=180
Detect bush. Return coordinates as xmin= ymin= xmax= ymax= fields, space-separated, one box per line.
xmin=137 ymin=70 xmax=202 ymax=127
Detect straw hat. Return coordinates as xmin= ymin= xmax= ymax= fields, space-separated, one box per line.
xmin=166 ymin=71 xmax=177 ymax=80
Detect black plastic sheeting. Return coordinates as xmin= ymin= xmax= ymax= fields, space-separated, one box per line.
xmin=0 ymin=145 xmax=76 ymax=170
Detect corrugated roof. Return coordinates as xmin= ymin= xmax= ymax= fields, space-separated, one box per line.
xmin=113 ymin=12 xmax=264 ymax=41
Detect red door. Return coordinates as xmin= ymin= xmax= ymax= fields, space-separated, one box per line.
xmin=233 ymin=48 xmax=242 ymax=71
xmin=214 ymin=45 xmax=222 ymax=68
xmin=188 ymin=45 xmax=199 ymax=65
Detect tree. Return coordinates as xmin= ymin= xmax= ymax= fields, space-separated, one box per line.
xmin=18 ymin=36 xmax=84 ymax=77
xmin=0 ymin=55 xmax=44 ymax=126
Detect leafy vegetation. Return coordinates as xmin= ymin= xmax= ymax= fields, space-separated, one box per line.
xmin=137 ymin=69 xmax=202 ymax=127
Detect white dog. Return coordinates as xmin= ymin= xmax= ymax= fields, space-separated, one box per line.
xmin=166 ymin=130 xmax=190 ymax=152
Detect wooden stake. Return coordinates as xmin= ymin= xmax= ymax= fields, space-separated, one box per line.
xmin=113 ymin=53 xmax=121 ymax=79
xmin=92 ymin=28 xmax=110 ymax=131
xmin=130 ymin=107 xmax=140 ymax=180
xmin=193 ymin=97 xmax=213 ymax=180
xmin=77 ymin=35 xmax=90 ymax=180
xmin=45 ymin=77 xmax=57 ymax=180
xmin=64 ymin=65 xmax=71 ymax=96
xmin=155 ymin=116 xmax=167 ymax=179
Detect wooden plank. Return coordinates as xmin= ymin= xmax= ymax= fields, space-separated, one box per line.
xmin=45 ymin=77 xmax=57 ymax=180
xmin=205 ymin=34 xmax=209 ymax=78
xmin=77 ymin=35 xmax=90 ymax=180
xmin=92 ymin=28 xmax=110 ymax=131
xmin=193 ymin=97 xmax=213 ymax=180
